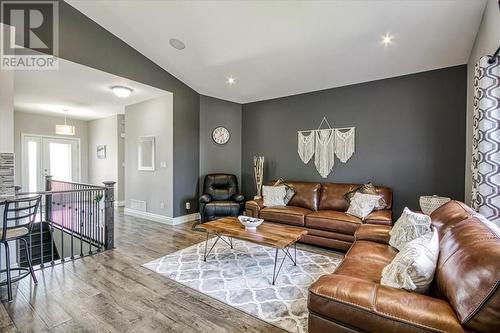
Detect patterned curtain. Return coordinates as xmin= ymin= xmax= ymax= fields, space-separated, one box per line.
xmin=471 ymin=56 xmax=500 ymax=224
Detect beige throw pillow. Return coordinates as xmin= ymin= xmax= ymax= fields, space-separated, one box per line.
xmin=389 ymin=207 xmax=432 ymax=251
xmin=346 ymin=192 xmax=381 ymax=220
xmin=381 ymin=228 xmax=439 ymax=293
xmin=262 ymin=185 xmax=286 ymax=207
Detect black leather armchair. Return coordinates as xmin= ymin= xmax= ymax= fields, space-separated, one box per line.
xmin=199 ymin=174 xmax=245 ymax=222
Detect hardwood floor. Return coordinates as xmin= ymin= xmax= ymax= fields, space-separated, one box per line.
xmin=1 ymin=209 xmax=338 ymax=332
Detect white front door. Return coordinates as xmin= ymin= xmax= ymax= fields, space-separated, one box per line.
xmin=22 ymin=135 xmax=80 ymax=192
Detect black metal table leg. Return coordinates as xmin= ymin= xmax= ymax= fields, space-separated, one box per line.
xmin=203 ymin=232 xmax=221 ymax=261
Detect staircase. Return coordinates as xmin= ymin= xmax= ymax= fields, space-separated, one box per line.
xmin=19 ymin=222 xmax=60 ymax=267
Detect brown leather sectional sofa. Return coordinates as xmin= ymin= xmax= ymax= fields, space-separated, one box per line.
xmin=308 ymin=200 xmax=500 ymax=333
xmin=245 ymin=181 xmax=392 ymax=251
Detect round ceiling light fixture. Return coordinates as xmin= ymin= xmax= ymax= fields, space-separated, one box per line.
xmin=226 ymin=75 xmax=236 ymax=85
xmin=381 ymin=33 xmax=394 ymax=46
xmin=169 ymin=38 xmax=186 ymax=50
xmin=111 ymin=85 xmax=133 ymax=98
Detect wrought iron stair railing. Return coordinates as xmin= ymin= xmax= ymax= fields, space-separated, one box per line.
xmin=13 ymin=176 xmax=115 ymax=270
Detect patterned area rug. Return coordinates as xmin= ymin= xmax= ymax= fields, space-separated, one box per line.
xmin=143 ymin=238 xmax=343 ymax=333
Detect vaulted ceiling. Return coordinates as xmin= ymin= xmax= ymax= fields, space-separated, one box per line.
xmin=67 ymin=0 xmax=487 ymax=103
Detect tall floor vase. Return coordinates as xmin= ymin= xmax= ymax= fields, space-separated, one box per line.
xmin=471 ymin=55 xmax=500 ymax=225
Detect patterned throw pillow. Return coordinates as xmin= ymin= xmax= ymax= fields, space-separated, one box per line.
xmin=389 ymin=208 xmax=432 ymax=251
xmin=381 ymin=228 xmax=439 ymax=294
xmin=345 ymin=182 xmax=387 ymax=210
xmin=346 ymin=192 xmax=382 ymax=220
xmin=262 ymin=185 xmax=287 ymax=207
xmin=273 ymin=178 xmax=296 ymax=205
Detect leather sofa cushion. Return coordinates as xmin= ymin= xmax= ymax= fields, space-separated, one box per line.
xmin=308 ymin=274 xmax=465 ymax=333
xmin=318 ymin=183 xmax=393 ymax=211
xmin=305 ymin=210 xmax=362 ymax=235
xmin=260 ymin=206 xmax=312 ymax=226
xmin=433 ymin=212 xmax=500 ymax=332
xmin=364 ymin=209 xmax=392 ymax=225
xmin=285 ymin=181 xmax=321 ymax=211
xmin=204 ymin=201 xmax=240 ymax=218
xmin=430 ymin=200 xmax=476 ymax=240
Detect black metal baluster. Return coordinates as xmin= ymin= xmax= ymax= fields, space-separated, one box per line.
xmin=89 ymin=190 xmax=93 ymax=254
xmin=80 ymin=190 xmax=84 ymax=257
xmin=70 ymin=190 xmax=75 ymax=260
xmin=60 ymin=194 xmax=65 ymax=262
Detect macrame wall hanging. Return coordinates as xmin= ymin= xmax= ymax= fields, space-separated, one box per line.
xmin=297 ymin=117 xmax=355 ymax=178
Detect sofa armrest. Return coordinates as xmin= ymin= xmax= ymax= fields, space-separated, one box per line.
xmin=309 ymin=274 xmax=465 ymax=333
xmin=245 ymin=199 xmax=264 ymax=217
xmin=364 ymin=209 xmax=392 ymax=225
xmin=199 ymin=194 xmax=212 ymax=204
xmin=354 ymin=224 xmax=392 ymax=244
xmin=231 ymin=193 xmax=245 ymax=203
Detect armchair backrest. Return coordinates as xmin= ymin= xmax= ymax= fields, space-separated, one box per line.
xmin=203 ymin=174 xmax=238 ymax=201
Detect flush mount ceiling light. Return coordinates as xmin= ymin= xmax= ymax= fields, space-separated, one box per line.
xmin=111 ymin=85 xmax=133 ymax=98
xmin=55 ymin=109 xmax=75 ymax=135
xmin=381 ymin=33 xmax=394 ymax=46
xmin=169 ymin=38 xmax=186 ymax=50
xmin=226 ymin=75 xmax=236 ymax=85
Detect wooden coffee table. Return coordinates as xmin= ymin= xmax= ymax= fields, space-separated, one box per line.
xmin=199 ymin=217 xmax=307 ymax=285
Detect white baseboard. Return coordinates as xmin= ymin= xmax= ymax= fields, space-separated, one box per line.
xmin=115 ymin=200 xmax=125 ymax=207
xmin=124 ymin=208 xmax=200 ymax=226
xmin=172 ymin=213 xmax=200 ymax=225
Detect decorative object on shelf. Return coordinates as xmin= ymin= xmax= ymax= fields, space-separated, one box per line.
xmin=97 ymin=145 xmax=106 ymax=159
xmin=138 ymin=136 xmax=155 ymax=171
xmin=471 ymin=53 xmax=500 ymax=224
xmin=212 ymin=126 xmax=230 ymax=145
xmin=297 ymin=116 xmax=355 ymax=178
xmin=238 ymin=215 xmax=264 ymax=231
xmin=253 ymin=156 xmax=264 ymax=199
xmin=419 ymin=195 xmax=451 ymax=215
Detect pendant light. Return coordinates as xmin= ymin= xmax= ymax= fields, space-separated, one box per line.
xmin=55 ymin=109 xmax=75 ymax=135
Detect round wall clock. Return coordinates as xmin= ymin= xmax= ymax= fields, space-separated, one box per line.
xmin=212 ymin=126 xmax=230 ymax=145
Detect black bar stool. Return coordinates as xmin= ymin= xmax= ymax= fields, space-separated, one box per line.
xmin=1 ymin=195 xmax=41 ymax=302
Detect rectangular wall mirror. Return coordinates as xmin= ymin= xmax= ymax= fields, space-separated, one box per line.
xmin=138 ymin=136 xmax=155 ymax=171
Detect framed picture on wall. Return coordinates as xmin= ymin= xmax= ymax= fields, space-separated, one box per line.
xmin=97 ymin=145 xmax=106 ymax=159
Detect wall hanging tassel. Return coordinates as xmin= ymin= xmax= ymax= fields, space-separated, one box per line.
xmin=314 ymin=129 xmax=335 ymax=178
xmin=334 ymin=127 xmax=355 ymax=163
xmin=297 ymin=131 xmax=315 ymax=163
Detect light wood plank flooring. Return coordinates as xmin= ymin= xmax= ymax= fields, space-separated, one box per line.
xmin=1 ymin=209 xmax=338 ymax=332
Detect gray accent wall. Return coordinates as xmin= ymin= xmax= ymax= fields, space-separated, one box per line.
xmin=241 ymin=66 xmax=467 ymax=215
xmin=199 ymin=95 xmax=242 ymax=194
xmin=465 ymin=0 xmax=500 ymax=204
xmin=34 ymin=1 xmax=200 ymax=217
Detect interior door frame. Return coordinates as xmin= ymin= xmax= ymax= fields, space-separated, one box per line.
xmin=21 ymin=133 xmax=82 ymax=191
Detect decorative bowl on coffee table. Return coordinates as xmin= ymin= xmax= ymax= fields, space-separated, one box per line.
xmin=238 ymin=216 xmax=264 ymax=231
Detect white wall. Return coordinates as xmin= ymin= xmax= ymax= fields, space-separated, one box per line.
xmin=125 ymin=94 xmax=173 ymax=218
xmin=0 ymin=68 xmax=14 ymax=153
xmin=88 ymin=115 xmax=120 ymax=197
xmin=465 ymin=0 xmax=500 ymax=204
xmin=13 ymin=111 xmax=89 ymax=185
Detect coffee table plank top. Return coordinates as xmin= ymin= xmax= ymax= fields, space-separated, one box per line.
xmin=199 ymin=217 xmax=307 ymax=249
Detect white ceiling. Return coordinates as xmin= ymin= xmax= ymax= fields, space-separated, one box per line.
xmin=14 ymin=58 xmax=168 ymax=120
xmin=67 ymin=0 xmax=487 ymax=104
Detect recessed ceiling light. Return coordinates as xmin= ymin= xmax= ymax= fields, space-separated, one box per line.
xmin=382 ymin=33 xmax=393 ymax=46
xmin=169 ymin=38 xmax=186 ymax=50
xmin=111 ymin=86 xmax=133 ymax=98
xmin=226 ymin=76 xmax=236 ymax=85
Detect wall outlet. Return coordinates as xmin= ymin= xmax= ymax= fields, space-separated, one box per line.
xmin=160 ymin=202 xmax=165 ymax=209
xmin=160 ymin=161 xmax=167 ymax=168
xmin=185 ymin=202 xmax=191 ymax=210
